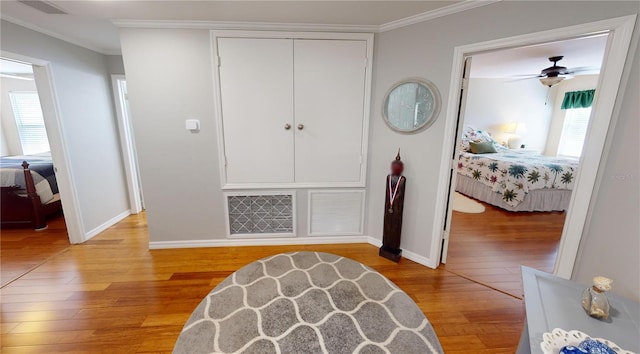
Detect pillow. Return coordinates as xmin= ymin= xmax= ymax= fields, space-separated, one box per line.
xmin=475 ymin=130 xmax=497 ymax=145
xmin=469 ymin=141 xmax=497 ymax=154
xmin=460 ymin=126 xmax=499 ymax=152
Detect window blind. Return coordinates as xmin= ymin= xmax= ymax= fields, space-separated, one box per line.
xmin=9 ymin=92 xmax=50 ymax=155
xmin=557 ymin=107 xmax=591 ymax=158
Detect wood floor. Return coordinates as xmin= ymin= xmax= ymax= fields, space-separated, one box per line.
xmin=1 ymin=215 xmax=70 ymax=287
xmin=443 ymin=200 xmax=566 ymax=298
xmin=1 ymin=213 xmax=525 ymax=353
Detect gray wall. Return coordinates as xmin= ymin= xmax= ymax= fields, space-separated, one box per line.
xmin=572 ymin=41 xmax=639 ymax=301
xmin=119 ymin=2 xmax=639 ymax=300
xmin=1 ymin=20 xmax=130 ymax=234
xmin=120 ymin=29 xmax=227 ymax=241
xmin=368 ymin=1 xmax=639 ymax=300
xmin=106 ymin=55 xmax=126 ymax=75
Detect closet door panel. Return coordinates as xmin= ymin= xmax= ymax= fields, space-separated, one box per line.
xmin=294 ymin=40 xmax=367 ymax=183
xmin=218 ymin=38 xmax=294 ymax=183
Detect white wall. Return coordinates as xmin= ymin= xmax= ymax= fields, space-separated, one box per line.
xmin=544 ymin=75 xmax=600 ymax=156
xmin=0 ymin=77 xmax=38 ymax=156
xmin=1 ymin=20 xmax=130 ymax=235
xmin=464 ymin=78 xmax=553 ymax=151
xmin=0 ymin=127 xmax=8 ymax=156
xmin=368 ymin=1 xmax=638 ymax=300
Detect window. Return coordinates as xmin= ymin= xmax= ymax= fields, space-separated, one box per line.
xmin=557 ymin=107 xmax=591 ymax=158
xmin=9 ymin=92 xmax=50 ymax=155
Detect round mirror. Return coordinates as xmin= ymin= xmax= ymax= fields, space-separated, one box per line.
xmin=383 ymin=78 xmax=441 ymax=133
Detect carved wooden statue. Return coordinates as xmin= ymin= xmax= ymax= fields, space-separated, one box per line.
xmin=379 ymin=150 xmax=406 ymax=262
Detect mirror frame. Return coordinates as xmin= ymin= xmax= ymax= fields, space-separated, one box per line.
xmin=382 ymin=78 xmax=442 ymax=133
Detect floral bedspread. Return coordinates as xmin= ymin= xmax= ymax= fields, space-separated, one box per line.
xmin=457 ymin=150 xmax=579 ymax=207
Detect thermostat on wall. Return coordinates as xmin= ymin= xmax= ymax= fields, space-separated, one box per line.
xmin=185 ymin=119 xmax=200 ymax=131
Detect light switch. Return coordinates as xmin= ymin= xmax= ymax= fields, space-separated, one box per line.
xmin=185 ymin=119 xmax=200 ymax=131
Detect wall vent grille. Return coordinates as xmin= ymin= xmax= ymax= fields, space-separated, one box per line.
xmin=227 ymin=194 xmax=293 ymax=235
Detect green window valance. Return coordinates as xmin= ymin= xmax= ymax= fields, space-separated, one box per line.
xmin=561 ymin=89 xmax=596 ymax=110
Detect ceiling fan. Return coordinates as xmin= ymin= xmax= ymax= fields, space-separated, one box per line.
xmin=512 ymin=56 xmax=597 ymax=87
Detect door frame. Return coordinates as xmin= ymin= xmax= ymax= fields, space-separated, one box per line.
xmin=1 ymin=50 xmax=86 ymax=244
xmin=111 ymin=74 xmax=143 ymax=214
xmin=430 ymin=15 xmax=636 ymax=278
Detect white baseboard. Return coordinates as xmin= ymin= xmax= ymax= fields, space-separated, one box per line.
xmin=84 ymin=210 xmax=130 ymax=241
xmin=149 ymin=235 xmax=371 ymax=249
xmin=366 ymin=236 xmax=435 ymax=268
xmin=149 ymin=234 xmax=436 ymax=269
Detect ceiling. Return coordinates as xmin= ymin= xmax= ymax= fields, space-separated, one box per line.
xmin=0 ymin=0 xmax=465 ymax=54
xmin=470 ymin=34 xmax=608 ymax=79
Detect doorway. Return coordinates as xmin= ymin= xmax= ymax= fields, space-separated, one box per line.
xmin=111 ymin=75 xmax=144 ymax=214
xmin=0 ymin=57 xmax=71 ymax=286
xmin=442 ymin=36 xmax=607 ymax=297
xmin=430 ymin=15 xmax=636 ymax=283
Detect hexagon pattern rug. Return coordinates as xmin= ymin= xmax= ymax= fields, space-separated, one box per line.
xmin=173 ymin=252 xmax=443 ymax=353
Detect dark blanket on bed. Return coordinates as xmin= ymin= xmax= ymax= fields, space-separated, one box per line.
xmin=0 ymin=156 xmax=59 ymax=194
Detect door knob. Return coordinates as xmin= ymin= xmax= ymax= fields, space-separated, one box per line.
xmin=284 ymin=124 xmax=291 ymax=130
xmin=297 ymin=124 xmax=304 ymax=130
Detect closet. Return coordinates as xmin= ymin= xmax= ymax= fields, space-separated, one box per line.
xmin=213 ymin=31 xmax=373 ymax=188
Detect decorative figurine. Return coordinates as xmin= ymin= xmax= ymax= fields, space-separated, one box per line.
xmin=581 ymin=276 xmax=612 ymax=320
xmin=379 ymin=149 xmax=406 ymax=262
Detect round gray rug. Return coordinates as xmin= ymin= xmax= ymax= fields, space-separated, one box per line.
xmin=174 ymin=252 xmax=443 ymax=354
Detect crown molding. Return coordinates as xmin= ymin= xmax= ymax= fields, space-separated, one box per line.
xmin=112 ymin=1 xmax=500 ymax=33
xmin=1 ymin=15 xmax=120 ymax=55
xmin=378 ymin=0 xmax=501 ymax=32
xmin=3 ymin=1 xmax=499 ymax=56
xmin=112 ymin=19 xmax=378 ymax=33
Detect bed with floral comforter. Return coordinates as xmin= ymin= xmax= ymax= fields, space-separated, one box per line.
xmin=457 ymin=149 xmax=579 ymax=208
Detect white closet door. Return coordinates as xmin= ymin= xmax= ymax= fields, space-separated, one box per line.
xmin=294 ymin=40 xmax=367 ymax=183
xmin=218 ymin=38 xmax=294 ymax=183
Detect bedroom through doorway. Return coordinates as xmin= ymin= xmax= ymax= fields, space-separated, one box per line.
xmin=440 ymin=34 xmax=608 ymax=298
xmin=0 ymin=57 xmax=70 ymax=287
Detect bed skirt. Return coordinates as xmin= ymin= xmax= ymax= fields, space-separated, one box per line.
xmin=455 ymin=174 xmax=572 ymax=212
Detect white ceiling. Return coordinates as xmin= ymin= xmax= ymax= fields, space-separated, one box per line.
xmin=470 ymin=34 xmax=608 ymax=79
xmin=0 ymin=0 xmax=464 ymax=54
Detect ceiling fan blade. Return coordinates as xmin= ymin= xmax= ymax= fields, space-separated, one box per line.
xmin=505 ymin=76 xmax=540 ymax=82
xmin=509 ymin=74 xmax=542 ymax=78
xmin=567 ymin=66 xmax=601 ymax=74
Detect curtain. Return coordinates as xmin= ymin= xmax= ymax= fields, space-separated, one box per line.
xmin=561 ymin=89 xmax=596 ymax=110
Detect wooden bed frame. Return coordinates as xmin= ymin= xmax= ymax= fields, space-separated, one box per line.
xmin=1 ymin=161 xmax=63 ymax=230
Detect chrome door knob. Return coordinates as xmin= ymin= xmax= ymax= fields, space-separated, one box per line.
xmin=284 ymin=124 xmax=291 ymax=130
xmin=297 ymin=124 xmax=304 ymax=130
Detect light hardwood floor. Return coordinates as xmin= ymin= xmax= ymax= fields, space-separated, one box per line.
xmin=1 ymin=213 xmax=526 ymax=353
xmin=1 ymin=215 xmax=70 ymax=287
xmin=443 ymin=200 xmax=565 ymax=298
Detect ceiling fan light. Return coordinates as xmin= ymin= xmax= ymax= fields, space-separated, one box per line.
xmin=540 ymin=76 xmax=564 ymax=87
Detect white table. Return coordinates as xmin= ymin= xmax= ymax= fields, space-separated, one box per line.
xmin=517 ymin=266 xmax=640 ymax=353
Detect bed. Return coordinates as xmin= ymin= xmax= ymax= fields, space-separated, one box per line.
xmin=456 ymin=127 xmax=579 ymax=212
xmin=0 ymin=155 xmax=62 ymax=229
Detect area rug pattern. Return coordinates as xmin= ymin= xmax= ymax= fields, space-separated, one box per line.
xmin=174 ymin=252 xmax=443 ymax=354
xmin=453 ymin=192 xmax=486 ymax=213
